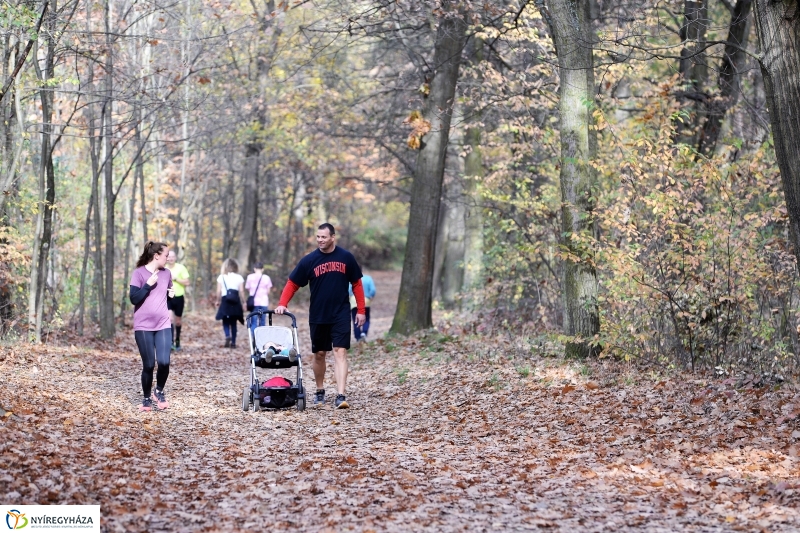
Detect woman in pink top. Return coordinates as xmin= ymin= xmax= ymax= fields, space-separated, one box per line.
xmin=129 ymin=241 xmax=174 ymax=412
xmin=245 ymin=261 xmax=273 ymax=333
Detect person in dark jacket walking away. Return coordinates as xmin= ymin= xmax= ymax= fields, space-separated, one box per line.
xmin=129 ymin=241 xmax=174 ymax=411
xmin=216 ymin=258 xmax=245 ymax=348
xmin=275 ymin=223 xmax=366 ymax=409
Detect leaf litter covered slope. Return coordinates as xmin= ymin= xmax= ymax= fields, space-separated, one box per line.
xmin=0 ymin=273 xmax=799 ymax=531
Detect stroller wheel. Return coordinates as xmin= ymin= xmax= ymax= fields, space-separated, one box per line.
xmin=296 ymin=397 xmax=306 ymax=411
xmin=252 ymin=398 xmax=260 ymax=412
xmin=241 ymin=387 xmax=251 ymax=412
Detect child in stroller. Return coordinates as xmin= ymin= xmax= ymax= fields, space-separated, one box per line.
xmin=242 ymin=309 xmax=306 ymax=411
xmin=261 ymin=341 xmax=298 ymax=364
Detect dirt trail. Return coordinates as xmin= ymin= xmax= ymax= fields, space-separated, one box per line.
xmin=2 ymin=270 xmax=800 ymax=531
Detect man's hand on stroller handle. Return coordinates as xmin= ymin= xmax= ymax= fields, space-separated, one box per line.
xmin=274 ymin=305 xmax=288 ymax=314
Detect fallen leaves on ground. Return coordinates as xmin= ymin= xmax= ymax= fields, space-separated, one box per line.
xmin=2 ymin=276 xmax=800 ymax=531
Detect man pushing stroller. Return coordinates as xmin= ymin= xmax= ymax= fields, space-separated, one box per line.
xmin=274 ymin=223 xmax=366 ymax=409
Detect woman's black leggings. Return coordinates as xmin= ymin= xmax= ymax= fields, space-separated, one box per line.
xmin=134 ymin=328 xmax=171 ymax=397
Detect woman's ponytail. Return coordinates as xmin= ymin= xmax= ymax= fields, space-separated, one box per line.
xmin=136 ymin=241 xmax=167 ymax=267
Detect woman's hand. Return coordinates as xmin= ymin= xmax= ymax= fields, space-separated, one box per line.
xmin=146 ymin=271 xmax=159 ymax=287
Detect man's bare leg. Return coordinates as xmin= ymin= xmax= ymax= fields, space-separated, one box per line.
xmin=332 ymin=347 xmax=348 ymax=395
xmin=313 ymin=351 xmax=328 ymax=389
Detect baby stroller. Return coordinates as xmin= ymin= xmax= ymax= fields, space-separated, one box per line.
xmin=241 ymin=310 xmax=306 ymax=412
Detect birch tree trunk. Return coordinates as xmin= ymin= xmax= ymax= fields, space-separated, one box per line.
xmin=391 ymin=9 xmax=467 ymax=335
xmin=753 ymin=0 xmax=800 ymax=268
xmin=543 ymin=0 xmax=601 ymax=357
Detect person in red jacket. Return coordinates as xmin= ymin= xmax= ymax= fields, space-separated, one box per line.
xmin=274 ymin=223 xmax=366 ymax=409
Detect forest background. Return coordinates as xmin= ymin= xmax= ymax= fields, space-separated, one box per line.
xmin=2 ymin=0 xmax=800 ymax=378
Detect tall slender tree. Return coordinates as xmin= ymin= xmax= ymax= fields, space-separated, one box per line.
xmin=391 ymin=7 xmax=468 ymax=335
xmin=540 ymin=0 xmax=601 ymax=357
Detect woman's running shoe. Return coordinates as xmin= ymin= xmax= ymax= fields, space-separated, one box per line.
xmin=153 ymin=389 xmax=169 ymax=410
xmin=139 ymin=397 xmax=153 ymax=412
xmin=314 ymin=389 xmax=325 ymax=405
xmin=335 ymin=394 xmax=349 ymax=409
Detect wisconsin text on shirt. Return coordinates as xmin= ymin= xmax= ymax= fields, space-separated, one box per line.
xmin=314 ymin=261 xmax=347 ymax=277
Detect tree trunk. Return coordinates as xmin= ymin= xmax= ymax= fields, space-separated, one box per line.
xmin=431 ymin=189 xmax=450 ymax=302
xmin=281 ymin=176 xmax=299 ymax=278
xmin=676 ymin=0 xmax=709 ymax=145
xmin=77 ymin=194 xmax=93 ymax=336
xmin=462 ymin=124 xmax=484 ymax=293
xmin=119 ymin=169 xmax=137 ymax=323
xmin=86 ymin=18 xmax=105 ymax=331
xmin=174 ymin=0 xmax=192 ymax=256
xmin=544 ymin=0 xmax=601 ymax=357
xmin=135 ymin=107 xmax=147 ymax=243
xmin=29 ymin=1 xmax=57 ymax=342
xmin=753 ymin=0 xmax=800 ymax=268
xmin=391 ymin=10 xmax=467 ymax=335
xmin=0 ymin=59 xmax=25 ymax=214
xmin=192 ymin=183 xmax=207 ymax=303
xmin=441 ymin=174 xmax=465 ymax=309
xmin=697 ymin=0 xmax=753 ymax=156
xmin=237 ymin=143 xmax=260 ymax=271
xmin=101 ymin=0 xmax=116 ymax=338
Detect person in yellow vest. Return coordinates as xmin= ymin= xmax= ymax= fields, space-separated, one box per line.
xmin=166 ymin=250 xmax=191 ymax=350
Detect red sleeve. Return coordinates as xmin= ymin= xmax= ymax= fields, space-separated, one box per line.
xmin=278 ymin=279 xmax=300 ymax=307
xmin=352 ymin=279 xmax=366 ymax=315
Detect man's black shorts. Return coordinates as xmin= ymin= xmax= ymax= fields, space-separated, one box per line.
xmin=167 ymin=295 xmax=185 ymax=316
xmin=310 ymin=319 xmax=351 ymax=352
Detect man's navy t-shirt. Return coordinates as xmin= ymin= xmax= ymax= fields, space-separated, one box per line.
xmin=289 ymin=246 xmax=362 ymax=324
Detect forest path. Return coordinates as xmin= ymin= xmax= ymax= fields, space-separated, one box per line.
xmin=2 ymin=269 xmax=800 ymax=531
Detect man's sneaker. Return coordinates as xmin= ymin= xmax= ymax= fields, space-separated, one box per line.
xmin=224 ymin=337 xmax=231 ymax=348
xmin=314 ymin=389 xmax=325 ymax=405
xmin=175 ymin=344 xmax=181 ymax=351
xmin=288 ymin=347 xmax=298 ymax=363
xmin=153 ymin=389 xmax=169 ymax=410
xmin=359 ymin=333 xmax=367 ymax=342
xmin=335 ymin=394 xmax=349 ymax=409
xmin=230 ymin=342 xmax=236 ymax=349
xmin=139 ymin=397 xmax=153 ymax=412
xmin=171 ymin=343 xmax=177 ymax=351
xmin=264 ymin=348 xmax=275 ymax=363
